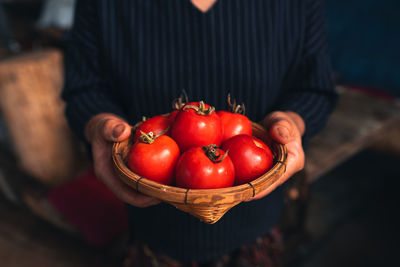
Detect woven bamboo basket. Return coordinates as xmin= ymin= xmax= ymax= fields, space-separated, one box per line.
xmin=112 ymin=122 xmax=287 ymax=224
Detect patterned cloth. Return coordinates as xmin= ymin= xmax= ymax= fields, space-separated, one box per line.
xmin=124 ymin=227 xmax=283 ymax=267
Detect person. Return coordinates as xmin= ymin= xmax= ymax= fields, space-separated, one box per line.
xmin=62 ymin=0 xmax=338 ymax=265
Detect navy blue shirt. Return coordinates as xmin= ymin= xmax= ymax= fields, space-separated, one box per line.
xmin=63 ymin=0 xmax=337 ymax=261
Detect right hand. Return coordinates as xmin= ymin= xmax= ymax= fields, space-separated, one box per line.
xmin=85 ymin=113 xmax=161 ymax=207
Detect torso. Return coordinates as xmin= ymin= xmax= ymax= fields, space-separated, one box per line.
xmin=98 ymin=0 xmax=304 ymax=124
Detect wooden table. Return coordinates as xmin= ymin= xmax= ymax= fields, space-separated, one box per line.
xmin=305 ymin=86 xmax=400 ymax=183
xmin=282 ymin=86 xmax=400 ymax=265
xmin=284 ymin=86 xmax=400 ymax=207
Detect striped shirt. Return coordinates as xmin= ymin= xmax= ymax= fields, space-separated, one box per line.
xmin=62 ymin=0 xmax=337 ymax=261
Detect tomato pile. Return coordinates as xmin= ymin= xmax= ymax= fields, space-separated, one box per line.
xmin=127 ymin=96 xmax=274 ymax=189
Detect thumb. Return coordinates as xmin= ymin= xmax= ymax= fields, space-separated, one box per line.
xmin=101 ymin=117 xmax=131 ymax=142
xmin=86 ymin=114 xmax=131 ymax=143
xmin=263 ymin=111 xmax=298 ymax=145
xmin=269 ymin=124 xmax=293 ymax=144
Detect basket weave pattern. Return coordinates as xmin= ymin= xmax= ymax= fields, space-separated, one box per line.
xmin=112 ymin=122 xmax=287 ymax=224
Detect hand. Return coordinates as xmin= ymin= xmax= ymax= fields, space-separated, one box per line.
xmin=249 ymin=111 xmax=305 ymax=200
xmin=85 ymin=113 xmax=161 ymax=207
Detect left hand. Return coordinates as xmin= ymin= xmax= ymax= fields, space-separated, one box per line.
xmin=249 ymin=111 xmax=305 ymax=200
xmin=85 ymin=113 xmax=161 ymax=208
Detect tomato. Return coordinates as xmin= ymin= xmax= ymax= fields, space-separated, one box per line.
xmin=221 ymin=134 xmax=273 ymax=185
xmin=217 ymin=110 xmax=252 ymax=142
xmin=168 ymin=110 xmax=179 ymax=123
xmin=128 ymin=132 xmax=180 ymax=185
xmin=217 ymin=94 xmax=252 ymax=142
xmin=252 ymin=136 xmax=271 ymax=152
xmin=175 ymin=145 xmax=235 ymax=189
xmin=171 ymin=101 xmax=223 ymax=152
xmin=133 ymin=115 xmax=170 ymax=143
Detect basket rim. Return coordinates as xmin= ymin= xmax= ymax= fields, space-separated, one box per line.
xmin=112 ymin=122 xmax=287 ymax=205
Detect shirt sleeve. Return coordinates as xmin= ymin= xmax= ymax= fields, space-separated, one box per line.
xmin=275 ymin=0 xmax=338 ymax=146
xmin=62 ymin=0 xmax=126 ymax=141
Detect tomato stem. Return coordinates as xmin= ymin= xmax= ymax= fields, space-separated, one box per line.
xmin=139 ymin=131 xmax=155 ymax=144
xmin=183 ymin=101 xmax=215 ymax=115
xmin=139 ymin=127 xmax=169 ymax=144
xmin=203 ymin=144 xmax=228 ymax=163
xmin=227 ymin=93 xmax=246 ymax=115
xmin=172 ymin=90 xmax=188 ymax=110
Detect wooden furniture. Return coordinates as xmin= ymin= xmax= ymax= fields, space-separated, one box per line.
xmin=283 ymin=86 xmax=400 ymax=207
xmin=0 ymin=49 xmax=87 ymax=186
xmin=281 ymin=86 xmax=400 ymax=265
xmin=305 ymin=86 xmax=400 ymax=183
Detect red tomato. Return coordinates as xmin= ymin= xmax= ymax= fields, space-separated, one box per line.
xmin=217 ymin=110 xmax=252 ymax=142
xmin=171 ymin=101 xmax=223 ymax=152
xmin=253 ymin=136 xmax=271 ymax=152
xmin=168 ymin=110 xmax=179 ymax=123
xmin=221 ymin=134 xmax=273 ymax=185
xmin=128 ymin=133 xmax=180 ymax=185
xmin=175 ymin=145 xmax=235 ymax=189
xmin=133 ymin=115 xmax=170 ymax=143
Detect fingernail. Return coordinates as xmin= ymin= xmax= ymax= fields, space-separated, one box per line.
xmin=112 ymin=124 xmax=125 ymax=139
xmin=277 ymin=127 xmax=289 ymax=140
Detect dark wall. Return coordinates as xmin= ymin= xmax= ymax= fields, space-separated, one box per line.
xmin=325 ymin=0 xmax=400 ymax=97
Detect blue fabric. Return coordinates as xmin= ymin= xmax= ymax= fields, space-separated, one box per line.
xmin=325 ymin=0 xmax=400 ymax=97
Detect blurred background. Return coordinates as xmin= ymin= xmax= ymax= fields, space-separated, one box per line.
xmin=0 ymin=0 xmax=399 ymax=266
